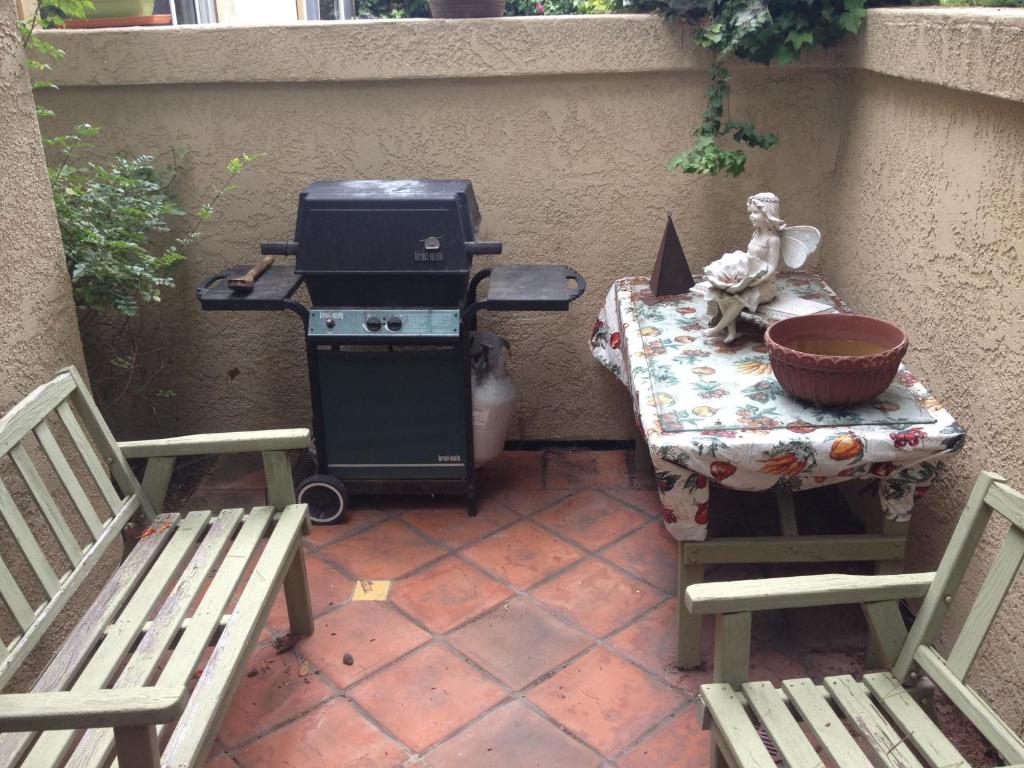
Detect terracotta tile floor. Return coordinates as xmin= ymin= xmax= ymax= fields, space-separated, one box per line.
xmin=184 ymin=448 xmax=876 ymax=767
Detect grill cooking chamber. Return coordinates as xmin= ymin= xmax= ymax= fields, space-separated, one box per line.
xmin=288 ymin=179 xmax=502 ymax=307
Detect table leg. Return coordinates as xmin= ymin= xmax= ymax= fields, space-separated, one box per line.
xmin=776 ymin=490 xmax=799 ymax=537
xmin=632 ymin=424 xmax=654 ymax=483
xmin=867 ymin=512 xmax=909 ymax=667
xmin=677 ymin=540 xmax=706 ymax=669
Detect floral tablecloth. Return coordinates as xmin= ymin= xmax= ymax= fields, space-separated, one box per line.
xmin=591 ymin=272 xmax=966 ymax=542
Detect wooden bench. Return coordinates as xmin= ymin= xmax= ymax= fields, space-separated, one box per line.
xmin=686 ymin=471 xmax=1024 ymax=768
xmin=0 ymin=367 xmax=314 ymax=768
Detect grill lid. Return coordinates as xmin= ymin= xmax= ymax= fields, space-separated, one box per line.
xmin=293 ymin=180 xmax=490 ymax=276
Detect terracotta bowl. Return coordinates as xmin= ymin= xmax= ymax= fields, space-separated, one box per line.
xmin=765 ymin=314 xmax=908 ymax=405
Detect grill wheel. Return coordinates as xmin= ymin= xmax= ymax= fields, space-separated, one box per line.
xmin=296 ymin=474 xmax=351 ymax=525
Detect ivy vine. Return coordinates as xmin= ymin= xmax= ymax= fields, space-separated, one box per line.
xmin=647 ymin=0 xmax=867 ymax=176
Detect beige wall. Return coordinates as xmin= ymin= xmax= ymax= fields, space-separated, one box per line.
xmin=0 ymin=0 xmax=101 ymax=688
xmin=823 ymin=11 xmax=1024 ymax=727
xmin=38 ymin=16 xmax=844 ymax=443
xmin=0 ymin=3 xmax=86 ymax=407
xmin=33 ymin=8 xmax=1024 ymax=723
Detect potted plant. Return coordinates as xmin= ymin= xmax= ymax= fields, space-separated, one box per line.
xmin=64 ymin=0 xmax=171 ymax=27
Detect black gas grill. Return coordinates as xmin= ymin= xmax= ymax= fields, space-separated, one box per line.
xmin=198 ymin=180 xmax=585 ymax=523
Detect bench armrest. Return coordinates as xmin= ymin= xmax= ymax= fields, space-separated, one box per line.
xmin=119 ymin=428 xmax=310 ymax=459
xmin=685 ymin=572 xmax=935 ymax=615
xmin=0 ymin=686 xmax=188 ymax=731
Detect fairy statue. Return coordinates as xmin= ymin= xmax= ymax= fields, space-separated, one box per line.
xmin=702 ymin=192 xmax=821 ymax=343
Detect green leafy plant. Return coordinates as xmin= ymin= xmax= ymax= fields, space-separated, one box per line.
xmin=21 ymin=3 xmax=259 ymax=423
xmin=642 ymin=0 xmax=867 ymax=175
xmin=18 ymin=0 xmax=93 ymax=109
xmin=48 ymin=126 xmax=259 ymax=418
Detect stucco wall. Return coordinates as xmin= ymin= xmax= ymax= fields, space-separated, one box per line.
xmin=0 ymin=0 xmax=100 ymax=688
xmin=38 ymin=16 xmax=844 ymax=442
xmin=823 ymin=8 xmax=1024 ymax=730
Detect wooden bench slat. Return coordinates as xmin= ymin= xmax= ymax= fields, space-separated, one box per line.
xmin=118 ymin=429 xmax=310 ymax=458
xmin=33 ymin=421 xmax=105 ymax=539
xmin=0 ymin=493 xmax=143 ymax=691
xmin=782 ymin=678 xmax=874 ymax=768
xmin=0 ymin=687 xmax=186 ymax=731
xmin=64 ymin=368 xmax=157 ymax=525
xmin=55 ymin=401 xmax=122 ymax=513
xmin=862 ymin=672 xmax=968 ymax=768
xmin=914 ymin=646 xmax=1024 ymax=764
xmin=0 ymin=553 xmax=36 ymax=631
xmin=160 ymin=504 xmax=308 ymax=768
xmin=985 ymin=482 xmax=1024 ymax=531
xmin=686 ymin=572 xmax=934 ymax=615
xmin=0 ymin=476 xmax=60 ymax=597
xmin=0 ymin=514 xmax=177 ymax=768
xmin=893 ymin=474 xmax=999 ymax=682
xmin=741 ymin=681 xmax=825 ymax=767
xmin=0 ymin=373 xmax=76 ymax=458
xmin=24 ymin=510 xmax=212 ymax=766
xmin=10 ymin=442 xmax=84 ymax=566
xmin=84 ymin=507 xmax=274 ymax=768
xmin=66 ymin=509 xmax=246 ymax=768
xmin=824 ymin=675 xmax=924 ymax=768
xmin=700 ymin=684 xmax=776 ymax=768
xmin=946 ymin=527 xmax=1024 ymax=680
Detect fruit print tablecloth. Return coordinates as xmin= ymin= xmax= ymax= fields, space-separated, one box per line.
xmin=591 ymin=273 xmax=966 ymax=542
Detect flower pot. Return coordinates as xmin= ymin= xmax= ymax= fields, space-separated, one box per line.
xmin=428 ymin=0 xmax=505 ymax=17
xmin=765 ymin=314 xmax=908 ymax=406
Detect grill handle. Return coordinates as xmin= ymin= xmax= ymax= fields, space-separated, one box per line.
xmin=465 ymin=241 xmax=503 ymax=256
xmin=566 ymin=267 xmax=586 ymax=301
xmin=260 ymin=240 xmax=299 ymax=256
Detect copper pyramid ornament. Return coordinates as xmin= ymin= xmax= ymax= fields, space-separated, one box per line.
xmin=650 ymin=214 xmax=695 ymax=297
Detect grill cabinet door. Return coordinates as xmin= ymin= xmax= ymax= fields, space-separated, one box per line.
xmin=316 ymin=347 xmax=467 ymax=480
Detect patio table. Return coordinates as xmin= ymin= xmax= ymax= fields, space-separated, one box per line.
xmin=591 ymin=272 xmax=966 ymax=667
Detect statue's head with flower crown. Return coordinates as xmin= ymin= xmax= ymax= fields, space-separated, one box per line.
xmin=746 ymin=192 xmax=786 ymax=233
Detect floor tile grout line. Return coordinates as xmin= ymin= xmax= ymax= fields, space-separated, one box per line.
xmin=597 ymin=484 xmax=663 ymax=518
xmin=614 ymin=698 xmax=701 ymax=765
xmin=226 ymin=642 xmax=421 ymax=763
xmin=527 ymin=500 xmax=650 ymax=558
xmin=400 ymin=504 xmax=526 ymax=555
xmin=311 ymin=517 xmax=451 ymax=584
xmin=507 ymin=493 xmax=676 ymax=595
xmin=216 ymin=649 xmax=343 ymax=756
xmin=341 ymin=638 xmax=511 ymax=758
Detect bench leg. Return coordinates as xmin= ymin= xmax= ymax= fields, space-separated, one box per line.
xmin=283 ymin=546 xmax=315 ymax=636
xmin=709 ymin=726 xmax=732 ymax=768
xmin=677 ymin=541 xmax=705 ymax=669
xmin=114 ymin=725 xmax=159 ymax=768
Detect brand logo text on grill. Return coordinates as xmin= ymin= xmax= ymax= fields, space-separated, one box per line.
xmin=414 ymin=250 xmax=446 ymax=262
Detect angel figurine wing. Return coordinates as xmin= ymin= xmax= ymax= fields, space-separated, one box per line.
xmin=780 ymin=225 xmax=821 ymax=269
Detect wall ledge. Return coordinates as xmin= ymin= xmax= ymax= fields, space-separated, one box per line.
xmin=849 ymin=8 xmax=1024 ymax=104
xmin=41 ymin=14 xmax=835 ymax=87
xmin=42 ymin=8 xmax=1024 ymax=102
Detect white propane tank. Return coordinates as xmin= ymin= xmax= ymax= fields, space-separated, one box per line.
xmin=470 ymin=332 xmax=518 ymax=466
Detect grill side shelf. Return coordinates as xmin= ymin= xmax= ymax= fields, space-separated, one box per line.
xmin=464 ymin=265 xmax=586 ymax=317
xmin=197 ymin=265 xmax=306 ymax=315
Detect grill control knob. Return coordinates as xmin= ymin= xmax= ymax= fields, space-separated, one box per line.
xmin=365 ymin=316 xmax=383 ymax=332
xmin=386 ymin=316 xmax=403 ymax=332
xmin=325 ymin=318 xmax=336 ymax=329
